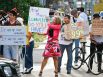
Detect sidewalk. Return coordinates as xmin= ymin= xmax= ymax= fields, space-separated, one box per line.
xmin=22 ymin=51 xmax=103 ymax=77
xmin=21 ymin=39 xmax=103 ymax=77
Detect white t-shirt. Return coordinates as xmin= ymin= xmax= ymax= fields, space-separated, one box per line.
xmin=59 ymin=24 xmax=73 ymax=45
xmin=79 ymin=12 xmax=88 ymax=21
xmin=79 ymin=12 xmax=89 ymax=36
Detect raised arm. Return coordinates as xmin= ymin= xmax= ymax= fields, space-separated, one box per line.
xmin=48 ymin=23 xmax=61 ymax=29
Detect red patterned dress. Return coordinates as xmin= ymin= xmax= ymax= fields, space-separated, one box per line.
xmin=43 ymin=23 xmax=61 ymax=57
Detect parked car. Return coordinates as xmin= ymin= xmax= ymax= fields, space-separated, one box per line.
xmin=0 ymin=58 xmax=21 ymax=77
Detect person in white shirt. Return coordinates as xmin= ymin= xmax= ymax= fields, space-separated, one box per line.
xmin=79 ymin=7 xmax=89 ymax=37
xmin=87 ymin=13 xmax=103 ymax=73
xmin=79 ymin=7 xmax=88 ymax=21
xmin=70 ymin=9 xmax=82 ymax=65
xmin=58 ymin=15 xmax=73 ymax=74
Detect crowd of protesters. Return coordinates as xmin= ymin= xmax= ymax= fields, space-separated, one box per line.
xmin=0 ymin=7 xmax=103 ymax=77
xmin=38 ymin=7 xmax=103 ymax=77
xmin=0 ymin=9 xmax=34 ymax=74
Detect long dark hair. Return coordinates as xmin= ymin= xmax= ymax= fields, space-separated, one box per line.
xmin=48 ymin=28 xmax=53 ymax=37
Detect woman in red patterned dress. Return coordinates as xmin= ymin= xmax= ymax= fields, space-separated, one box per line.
xmin=39 ymin=16 xmax=61 ymax=77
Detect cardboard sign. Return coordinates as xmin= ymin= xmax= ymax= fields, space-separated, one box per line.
xmin=0 ymin=26 xmax=26 ymax=45
xmin=92 ymin=19 xmax=103 ymax=35
xmin=28 ymin=7 xmax=49 ymax=33
xmin=70 ymin=22 xmax=84 ymax=39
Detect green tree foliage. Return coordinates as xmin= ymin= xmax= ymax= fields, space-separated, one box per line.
xmin=0 ymin=0 xmax=15 ymax=11
xmin=0 ymin=0 xmax=41 ymax=24
xmin=16 ymin=0 xmax=41 ymax=24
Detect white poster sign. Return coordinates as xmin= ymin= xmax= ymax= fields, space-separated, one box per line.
xmin=0 ymin=36 xmax=26 ymax=45
xmin=0 ymin=26 xmax=26 ymax=35
xmin=0 ymin=26 xmax=26 ymax=45
xmin=28 ymin=7 xmax=49 ymax=33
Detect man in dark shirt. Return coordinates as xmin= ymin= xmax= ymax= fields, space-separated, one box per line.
xmin=3 ymin=10 xmax=21 ymax=61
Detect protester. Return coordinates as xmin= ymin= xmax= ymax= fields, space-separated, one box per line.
xmin=12 ymin=8 xmax=24 ymax=26
xmin=78 ymin=7 xmax=89 ymax=39
xmin=22 ymin=32 xmax=34 ymax=74
xmin=58 ymin=15 xmax=73 ymax=74
xmin=78 ymin=7 xmax=88 ymax=22
xmin=87 ymin=13 xmax=103 ymax=73
xmin=71 ymin=9 xmax=80 ymax=65
xmin=3 ymin=10 xmax=21 ymax=61
xmin=38 ymin=16 xmax=61 ymax=77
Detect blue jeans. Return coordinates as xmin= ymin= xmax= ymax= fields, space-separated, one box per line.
xmin=73 ymin=39 xmax=80 ymax=63
xmin=22 ymin=40 xmax=34 ymax=69
xmin=3 ymin=45 xmax=18 ymax=60
xmin=58 ymin=43 xmax=73 ymax=72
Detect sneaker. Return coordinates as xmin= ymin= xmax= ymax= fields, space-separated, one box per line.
xmin=74 ymin=62 xmax=78 ymax=66
xmin=23 ymin=67 xmax=33 ymax=74
xmin=67 ymin=71 xmax=71 ymax=74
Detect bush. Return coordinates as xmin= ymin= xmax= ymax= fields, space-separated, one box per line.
xmin=33 ymin=33 xmax=46 ymax=48
xmin=16 ymin=0 xmax=42 ymax=24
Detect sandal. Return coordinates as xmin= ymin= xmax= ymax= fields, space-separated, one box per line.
xmin=39 ymin=71 xmax=42 ymax=76
xmin=54 ymin=71 xmax=58 ymax=77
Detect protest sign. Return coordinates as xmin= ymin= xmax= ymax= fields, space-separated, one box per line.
xmin=69 ymin=22 xmax=84 ymax=39
xmin=28 ymin=7 xmax=49 ymax=33
xmin=0 ymin=26 xmax=26 ymax=45
xmin=0 ymin=26 xmax=26 ymax=35
xmin=0 ymin=35 xmax=26 ymax=45
xmin=92 ymin=19 xmax=103 ymax=35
